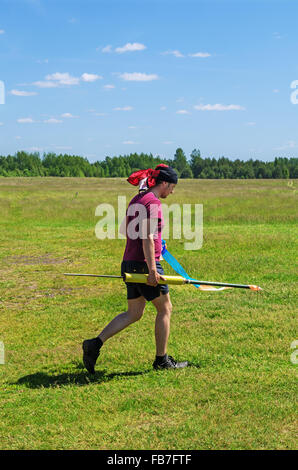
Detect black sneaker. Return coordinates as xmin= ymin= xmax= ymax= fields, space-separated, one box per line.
xmin=82 ymin=338 xmax=101 ymax=374
xmin=153 ymin=354 xmax=188 ymax=370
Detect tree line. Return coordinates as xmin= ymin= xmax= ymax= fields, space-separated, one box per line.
xmin=0 ymin=148 xmax=297 ymax=179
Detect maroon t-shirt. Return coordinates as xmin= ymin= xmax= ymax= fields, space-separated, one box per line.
xmin=123 ymin=191 xmax=164 ymax=262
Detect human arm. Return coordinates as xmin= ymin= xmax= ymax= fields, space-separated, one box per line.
xmin=142 ymin=218 xmax=165 ymax=286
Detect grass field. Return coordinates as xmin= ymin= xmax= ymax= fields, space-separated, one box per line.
xmin=0 ymin=177 xmax=297 ymax=450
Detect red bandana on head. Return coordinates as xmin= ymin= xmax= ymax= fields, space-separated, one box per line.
xmin=127 ymin=164 xmax=169 ymax=189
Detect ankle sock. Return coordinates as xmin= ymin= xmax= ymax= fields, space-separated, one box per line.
xmin=155 ymin=354 xmax=167 ymax=363
xmin=95 ymin=337 xmax=103 ymax=348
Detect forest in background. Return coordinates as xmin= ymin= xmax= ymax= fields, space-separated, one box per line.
xmin=0 ymin=148 xmax=297 ymax=178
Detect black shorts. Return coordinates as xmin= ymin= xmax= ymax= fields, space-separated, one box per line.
xmin=121 ymin=260 xmax=169 ymax=301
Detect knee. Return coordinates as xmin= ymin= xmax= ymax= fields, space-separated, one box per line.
xmin=127 ymin=308 xmax=144 ymax=323
xmin=158 ymin=300 xmax=172 ymax=317
xmin=167 ymin=300 xmax=173 ymax=315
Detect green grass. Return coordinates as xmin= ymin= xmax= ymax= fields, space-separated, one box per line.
xmin=0 ymin=177 xmax=297 ymax=450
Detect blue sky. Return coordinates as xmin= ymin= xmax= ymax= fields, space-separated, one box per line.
xmin=0 ymin=0 xmax=298 ymax=162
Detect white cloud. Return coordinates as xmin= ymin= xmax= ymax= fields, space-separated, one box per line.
xmin=273 ymin=32 xmax=282 ymax=39
xmin=33 ymin=80 xmax=58 ymax=88
xmin=10 ymin=89 xmax=38 ymax=96
xmin=55 ymin=146 xmax=72 ymax=150
xmin=287 ymin=140 xmax=296 ymax=148
xmin=0 ymin=122 xmax=3 ymax=126
xmin=114 ymin=106 xmax=133 ymax=111
xmin=15 ymin=136 xmax=21 ymax=139
xmin=61 ymin=113 xmax=78 ymax=118
xmin=160 ymin=106 xmax=167 ymax=111
xmin=162 ymin=50 xmax=184 ymax=58
xmin=128 ymin=126 xmax=137 ymax=129
xmin=103 ymin=84 xmax=115 ymax=90
xmin=81 ymin=73 xmax=103 ymax=82
xmin=163 ymin=141 xmax=173 ymax=145
xmin=88 ymin=110 xmax=106 ymax=116
xmin=176 ymin=109 xmax=190 ymax=114
xmin=123 ymin=140 xmax=138 ymax=144
xmin=189 ymin=52 xmax=211 ymax=58
xmin=37 ymin=58 xmax=49 ymax=64
xmin=119 ymin=72 xmax=158 ymax=82
xmin=115 ymin=42 xmax=146 ymax=53
xmin=273 ymin=89 xmax=279 ymax=93
xmin=44 ymin=118 xmax=62 ymax=123
xmin=28 ymin=147 xmax=43 ymax=152
xmin=246 ymin=122 xmax=256 ymax=126
xmin=194 ymin=103 xmax=245 ymax=111
xmin=17 ymin=118 xmax=35 ymax=123
xmin=33 ymin=72 xmax=102 ymax=88
xmin=0 ymin=30 xmax=5 ymax=34
xmin=274 ymin=141 xmax=296 ymax=150
xmin=102 ymin=45 xmax=112 ymax=53
xmin=45 ymin=72 xmax=80 ymax=85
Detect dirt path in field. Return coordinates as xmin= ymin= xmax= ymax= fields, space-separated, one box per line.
xmin=0 ymin=253 xmax=103 ymax=309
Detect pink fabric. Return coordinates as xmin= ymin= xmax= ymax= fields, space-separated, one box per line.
xmin=123 ymin=191 xmax=164 ymax=262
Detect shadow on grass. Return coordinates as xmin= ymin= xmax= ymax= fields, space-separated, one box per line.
xmin=13 ymin=361 xmax=201 ymax=389
xmin=14 ymin=362 xmax=152 ymax=389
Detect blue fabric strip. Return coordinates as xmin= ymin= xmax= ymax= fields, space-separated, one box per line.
xmin=161 ymin=240 xmax=200 ymax=288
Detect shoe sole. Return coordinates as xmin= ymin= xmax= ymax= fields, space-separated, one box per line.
xmin=153 ymin=361 xmax=189 ymax=370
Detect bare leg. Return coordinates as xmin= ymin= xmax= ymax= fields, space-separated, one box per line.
xmin=98 ymin=296 xmax=146 ymax=343
xmin=151 ymin=293 xmax=172 ymax=356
